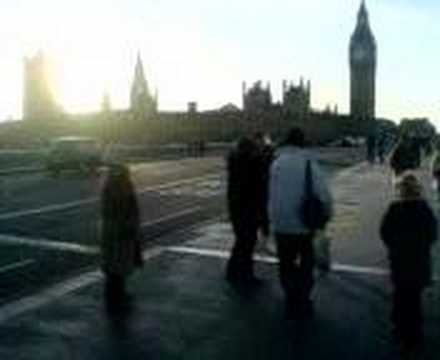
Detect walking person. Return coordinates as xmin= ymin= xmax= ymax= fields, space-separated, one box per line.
xmin=377 ymin=136 xmax=386 ymax=165
xmin=366 ymin=133 xmax=376 ymax=164
xmin=253 ymin=132 xmax=275 ymax=248
xmin=101 ymin=164 xmax=143 ymax=309
xmin=226 ymin=136 xmax=264 ymax=286
xmin=390 ymin=137 xmax=421 ymax=177
xmin=268 ymin=127 xmax=332 ymax=316
xmin=380 ymin=173 xmax=437 ymax=353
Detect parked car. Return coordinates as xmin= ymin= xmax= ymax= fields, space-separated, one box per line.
xmin=46 ymin=136 xmax=102 ymax=176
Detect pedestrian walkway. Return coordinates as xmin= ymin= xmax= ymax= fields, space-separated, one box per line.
xmin=0 ymin=161 xmax=439 ymax=359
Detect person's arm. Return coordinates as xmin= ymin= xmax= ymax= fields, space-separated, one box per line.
xmin=267 ymin=160 xmax=279 ymax=227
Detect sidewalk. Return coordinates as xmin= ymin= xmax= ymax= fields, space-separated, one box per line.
xmin=0 ymin=162 xmax=439 ymax=359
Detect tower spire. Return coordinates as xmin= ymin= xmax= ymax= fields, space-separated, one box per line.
xmin=349 ymin=0 xmax=377 ymax=121
xmin=130 ymin=51 xmax=157 ymax=117
xmin=358 ymin=0 xmax=369 ymax=25
xmin=134 ymin=52 xmax=147 ymax=90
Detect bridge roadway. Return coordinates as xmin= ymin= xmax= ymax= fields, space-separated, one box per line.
xmin=0 ymin=157 xmax=225 ymax=305
xmin=0 ymin=147 xmax=362 ymax=307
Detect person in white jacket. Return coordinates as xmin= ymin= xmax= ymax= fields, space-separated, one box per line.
xmin=269 ymin=127 xmax=332 ymax=316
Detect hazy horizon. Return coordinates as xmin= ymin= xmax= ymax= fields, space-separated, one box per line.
xmin=1 ymin=0 xmax=440 ymax=126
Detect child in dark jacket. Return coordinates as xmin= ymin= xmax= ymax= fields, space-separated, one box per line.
xmin=380 ymin=173 xmax=437 ymax=350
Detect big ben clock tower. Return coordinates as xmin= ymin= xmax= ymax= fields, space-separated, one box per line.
xmin=350 ymin=0 xmax=377 ymax=120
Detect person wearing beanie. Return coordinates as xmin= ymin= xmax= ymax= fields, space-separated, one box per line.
xmin=380 ymin=173 xmax=437 ymax=351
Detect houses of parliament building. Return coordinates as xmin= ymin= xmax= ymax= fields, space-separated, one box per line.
xmin=2 ymin=1 xmax=377 ymax=146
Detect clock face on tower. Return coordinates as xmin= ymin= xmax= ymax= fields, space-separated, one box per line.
xmin=353 ymin=47 xmax=367 ymax=61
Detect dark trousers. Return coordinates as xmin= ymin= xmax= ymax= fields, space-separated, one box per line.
xmin=275 ymin=233 xmax=315 ymax=304
xmin=227 ymin=219 xmax=258 ymax=280
xmin=392 ymin=285 xmax=423 ymax=344
xmin=104 ymin=272 xmax=126 ymax=302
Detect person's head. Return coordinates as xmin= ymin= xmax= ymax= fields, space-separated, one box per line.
xmin=397 ymin=172 xmax=422 ymax=199
xmin=282 ymin=127 xmax=306 ymax=148
xmin=105 ymin=163 xmax=133 ymax=194
xmin=237 ymin=136 xmax=258 ymax=155
xmin=253 ymin=131 xmax=272 ymax=148
xmin=109 ymin=163 xmax=130 ymax=179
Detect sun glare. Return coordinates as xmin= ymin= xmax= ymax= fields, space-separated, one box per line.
xmin=19 ymin=3 xmax=133 ymax=115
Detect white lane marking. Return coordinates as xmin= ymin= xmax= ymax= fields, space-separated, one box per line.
xmin=140 ymin=206 xmax=202 ymax=228
xmin=332 ymin=263 xmax=389 ymax=276
xmin=0 ymin=206 xmax=204 ymax=254
xmin=0 ymin=259 xmax=35 ymax=275
xmin=0 ymin=199 xmax=96 ymax=221
xmin=0 ymin=174 xmax=219 ymax=221
xmin=0 ymin=234 xmax=99 ymax=255
xmin=137 ymin=174 xmax=219 ymax=195
xmin=0 ymin=246 xmax=165 ymax=324
xmin=165 ymin=246 xmax=392 ymax=277
xmin=0 ymin=217 xmax=223 ymax=323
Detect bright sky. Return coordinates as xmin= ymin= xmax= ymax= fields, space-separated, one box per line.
xmin=0 ymin=0 xmax=439 ymax=126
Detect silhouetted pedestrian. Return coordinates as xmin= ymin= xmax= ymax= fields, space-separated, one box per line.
xmin=269 ymin=127 xmax=332 ymax=317
xmin=380 ymin=173 xmax=437 ymax=351
xmin=366 ymin=134 xmax=376 ymax=164
xmin=226 ymin=136 xmax=264 ymax=286
xmin=101 ymin=164 xmax=143 ymax=309
xmin=377 ymin=136 xmax=386 ymax=164
xmin=390 ymin=137 xmax=421 ymax=176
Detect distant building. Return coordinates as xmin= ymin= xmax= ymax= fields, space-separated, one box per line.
xmin=242 ymin=80 xmax=272 ymax=114
xmin=282 ymin=78 xmax=310 ymax=117
xmin=219 ymin=103 xmax=241 ymax=113
xmin=130 ymin=53 xmax=157 ymax=118
xmin=23 ymin=51 xmax=61 ymax=120
xmin=187 ymin=101 xmax=198 ymax=114
xmin=349 ymin=0 xmax=377 ymax=120
xmin=101 ymin=91 xmax=112 ymax=113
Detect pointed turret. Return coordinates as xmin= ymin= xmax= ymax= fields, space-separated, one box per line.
xmin=130 ymin=52 xmax=156 ymax=118
xmin=358 ymin=0 xmax=368 ymax=23
xmin=131 ymin=53 xmax=149 ymax=103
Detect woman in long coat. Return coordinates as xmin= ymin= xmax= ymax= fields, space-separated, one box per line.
xmin=101 ymin=164 xmax=143 ymax=304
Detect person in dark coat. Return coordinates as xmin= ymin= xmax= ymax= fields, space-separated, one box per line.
xmin=226 ymin=136 xmax=264 ymax=285
xmin=380 ymin=173 xmax=437 ymax=350
xmin=377 ymin=136 xmax=386 ymax=165
xmin=366 ymin=134 xmax=376 ymax=164
xmin=390 ymin=138 xmax=421 ymax=176
xmin=101 ymin=164 xmax=143 ymax=307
